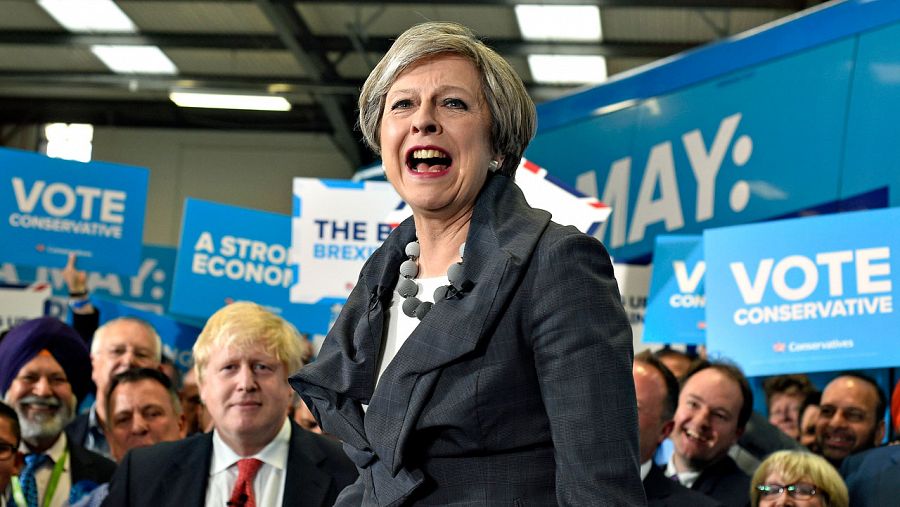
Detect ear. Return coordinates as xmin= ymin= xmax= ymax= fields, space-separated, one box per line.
xmin=13 ymin=450 xmax=24 ymax=475
xmin=875 ymin=419 xmax=886 ymax=445
xmin=735 ymin=425 xmax=746 ymax=440
xmin=177 ymin=413 xmax=187 ymax=439
xmin=658 ymin=420 xmax=675 ymax=443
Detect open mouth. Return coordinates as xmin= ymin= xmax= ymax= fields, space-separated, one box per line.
xmin=406 ymin=147 xmax=452 ymax=173
xmin=684 ymin=428 xmax=714 ymax=447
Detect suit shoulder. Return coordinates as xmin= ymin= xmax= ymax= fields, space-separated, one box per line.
xmin=69 ymin=442 xmax=116 ymax=484
xmin=126 ymin=431 xmax=209 ymax=463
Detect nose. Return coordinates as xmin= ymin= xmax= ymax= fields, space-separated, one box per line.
xmin=235 ymin=364 xmax=258 ymax=392
xmin=121 ymin=349 xmax=137 ymax=367
xmin=410 ymin=103 xmax=440 ymax=135
xmin=33 ymin=376 xmax=53 ymax=396
xmin=132 ymin=413 xmax=149 ymax=435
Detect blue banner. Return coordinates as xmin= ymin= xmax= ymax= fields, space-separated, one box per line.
xmin=0 ymin=148 xmax=148 ymax=274
xmin=643 ymin=235 xmax=706 ymax=345
xmin=704 ymin=208 xmax=900 ymax=376
xmin=170 ymin=198 xmax=330 ymax=335
xmin=0 ymin=244 xmax=176 ymax=317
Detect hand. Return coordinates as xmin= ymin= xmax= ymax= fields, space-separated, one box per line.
xmin=63 ymin=253 xmax=88 ymax=295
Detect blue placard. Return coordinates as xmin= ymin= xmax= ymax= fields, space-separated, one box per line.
xmin=0 ymin=148 xmax=148 ymax=274
xmin=170 ymin=198 xmax=332 ymax=335
xmin=704 ymin=208 xmax=900 ymax=376
xmin=0 ymin=244 xmax=176 ymax=315
xmin=643 ymin=235 xmax=706 ymax=345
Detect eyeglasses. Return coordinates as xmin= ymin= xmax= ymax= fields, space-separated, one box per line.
xmin=0 ymin=442 xmax=16 ymax=460
xmin=756 ymin=483 xmax=818 ymax=500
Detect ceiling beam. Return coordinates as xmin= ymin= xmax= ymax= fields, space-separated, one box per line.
xmin=0 ymin=97 xmax=332 ymax=133
xmin=1 ymin=30 xmax=696 ymax=58
xmin=254 ymin=0 xmax=365 ymax=167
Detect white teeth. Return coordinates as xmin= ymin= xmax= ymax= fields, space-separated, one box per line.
xmin=686 ymin=429 xmax=708 ymax=441
xmin=412 ymin=149 xmax=448 ymax=159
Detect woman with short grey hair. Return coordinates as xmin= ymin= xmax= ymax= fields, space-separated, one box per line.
xmin=292 ymin=21 xmax=643 ymax=506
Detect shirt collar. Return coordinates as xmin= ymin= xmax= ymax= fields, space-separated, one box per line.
xmin=20 ymin=432 xmax=69 ymax=471
xmin=666 ymin=454 xmax=700 ymax=488
xmin=211 ymin=418 xmax=291 ymax=475
xmin=640 ymin=460 xmax=652 ymax=482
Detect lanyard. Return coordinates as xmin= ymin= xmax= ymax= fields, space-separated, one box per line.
xmin=10 ymin=447 xmax=68 ymax=507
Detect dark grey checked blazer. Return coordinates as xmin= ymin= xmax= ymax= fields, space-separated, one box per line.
xmin=291 ymin=173 xmax=645 ymax=506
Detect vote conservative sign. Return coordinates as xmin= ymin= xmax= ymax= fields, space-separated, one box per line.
xmin=704 ymin=208 xmax=899 ymax=376
xmin=170 ymin=198 xmax=329 ymax=333
xmin=643 ymin=235 xmax=706 ymax=345
xmin=0 ymin=147 xmax=148 ymax=274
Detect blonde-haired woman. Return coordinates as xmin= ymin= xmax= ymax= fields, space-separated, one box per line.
xmin=751 ymin=450 xmax=848 ymax=507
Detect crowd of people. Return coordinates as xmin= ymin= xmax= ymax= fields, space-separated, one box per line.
xmin=637 ymin=347 xmax=899 ymax=507
xmin=0 ymin=299 xmax=356 ymax=507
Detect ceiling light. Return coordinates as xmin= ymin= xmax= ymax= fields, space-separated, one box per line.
xmin=515 ymin=5 xmax=602 ymax=41
xmin=38 ymin=0 xmax=137 ymax=33
xmin=169 ymin=91 xmax=292 ymax=112
xmin=91 ymin=45 xmax=178 ymax=74
xmin=528 ymin=55 xmax=608 ymax=84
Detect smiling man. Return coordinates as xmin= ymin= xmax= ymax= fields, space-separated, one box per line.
xmin=103 ymin=302 xmax=356 ymax=507
xmin=814 ymin=373 xmax=885 ymax=468
xmin=0 ymin=317 xmax=116 ymax=507
xmin=667 ymin=361 xmax=753 ymax=507
xmin=66 ymin=317 xmax=162 ymax=460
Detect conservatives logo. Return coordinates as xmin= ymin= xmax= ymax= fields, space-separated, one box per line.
xmin=772 ymin=339 xmax=854 ymax=353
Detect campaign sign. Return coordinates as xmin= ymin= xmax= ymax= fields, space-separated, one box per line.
xmin=704 ymin=208 xmax=900 ymax=376
xmin=0 ymin=244 xmax=177 ymax=316
xmin=643 ymin=235 xmax=706 ymax=344
xmin=0 ymin=147 xmax=148 ymax=274
xmin=0 ymin=282 xmax=52 ymax=333
xmin=91 ymin=296 xmax=202 ymax=373
xmin=171 ymin=199 xmax=329 ymax=334
xmin=290 ymin=178 xmax=399 ymax=305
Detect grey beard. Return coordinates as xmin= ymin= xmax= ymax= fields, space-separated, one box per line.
xmin=5 ymin=394 xmax=76 ymax=443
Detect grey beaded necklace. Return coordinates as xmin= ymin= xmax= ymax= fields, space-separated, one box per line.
xmin=396 ymin=240 xmax=465 ymax=320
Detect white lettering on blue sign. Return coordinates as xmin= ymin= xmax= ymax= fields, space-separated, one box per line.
xmin=729 ymin=247 xmax=893 ymax=325
xmin=577 ymin=113 xmax=750 ymax=249
xmin=190 ymin=232 xmax=292 ymax=288
xmin=9 ymin=178 xmax=127 ymax=238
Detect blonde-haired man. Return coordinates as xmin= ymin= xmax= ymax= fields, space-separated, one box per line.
xmin=104 ymin=302 xmax=356 ymax=507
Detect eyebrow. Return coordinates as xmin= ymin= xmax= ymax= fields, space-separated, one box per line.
xmin=687 ymin=394 xmax=734 ymax=417
xmin=387 ymin=84 xmax=475 ymax=97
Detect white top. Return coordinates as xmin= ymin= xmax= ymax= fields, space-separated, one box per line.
xmin=665 ymin=455 xmax=701 ymax=488
xmin=205 ymin=418 xmax=291 ymax=507
xmin=377 ymin=275 xmax=449 ymax=386
xmin=19 ymin=432 xmax=71 ymax=507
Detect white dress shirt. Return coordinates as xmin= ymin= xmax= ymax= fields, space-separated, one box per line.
xmin=665 ymin=455 xmax=701 ymax=489
xmin=640 ymin=460 xmax=652 ymax=481
xmin=20 ymin=432 xmax=71 ymax=507
xmin=205 ymin=418 xmax=291 ymax=507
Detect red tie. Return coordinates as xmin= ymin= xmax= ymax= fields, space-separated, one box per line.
xmin=229 ymin=458 xmax=264 ymax=507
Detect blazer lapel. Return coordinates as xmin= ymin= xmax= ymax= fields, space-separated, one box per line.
xmin=365 ymin=174 xmax=551 ymax=477
xmin=282 ymin=421 xmax=332 ymax=507
xmin=165 ymin=435 xmax=212 ymax=507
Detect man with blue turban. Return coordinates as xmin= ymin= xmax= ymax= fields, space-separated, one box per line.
xmin=0 ymin=317 xmax=115 ymax=507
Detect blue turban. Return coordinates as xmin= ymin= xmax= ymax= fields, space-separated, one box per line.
xmin=0 ymin=317 xmax=91 ymax=402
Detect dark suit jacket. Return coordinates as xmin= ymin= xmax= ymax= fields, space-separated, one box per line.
xmin=644 ymin=465 xmax=723 ymax=507
xmin=692 ymin=456 xmax=750 ymax=507
xmin=292 ymin=174 xmax=644 ymax=506
xmin=65 ymin=411 xmax=90 ymax=450
xmin=69 ymin=442 xmax=116 ymax=488
xmin=840 ymin=445 xmax=900 ymax=507
xmin=101 ymin=420 xmax=357 ymax=507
